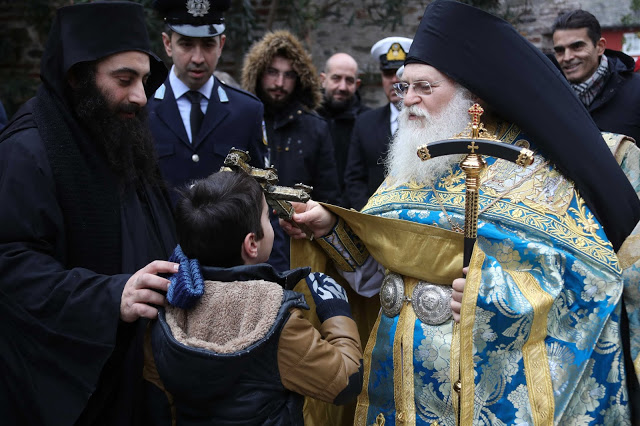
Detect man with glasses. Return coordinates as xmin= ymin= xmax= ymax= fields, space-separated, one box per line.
xmin=148 ymin=0 xmax=266 ymax=202
xmin=241 ymin=30 xmax=340 ymax=272
xmin=282 ymin=1 xmax=640 ymax=423
xmin=344 ymin=37 xmax=412 ymax=211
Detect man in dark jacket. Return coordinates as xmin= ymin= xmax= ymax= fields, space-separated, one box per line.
xmin=318 ymin=53 xmax=369 ymax=207
xmin=552 ymin=9 xmax=640 ymax=143
xmin=0 ymin=3 xmax=178 ymax=425
xmin=241 ymin=30 xmax=340 ymax=271
xmin=148 ymin=0 xmax=266 ymax=202
xmin=344 ymin=37 xmax=412 ymax=211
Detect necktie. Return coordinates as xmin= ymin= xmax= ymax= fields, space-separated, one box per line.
xmin=186 ymin=91 xmax=204 ymax=141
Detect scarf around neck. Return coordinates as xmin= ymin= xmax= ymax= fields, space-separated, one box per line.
xmin=571 ymin=54 xmax=609 ymax=106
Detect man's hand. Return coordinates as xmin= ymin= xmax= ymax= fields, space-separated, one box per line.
xmin=279 ymin=199 xmax=337 ymax=239
xmin=120 ymin=260 xmax=179 ymax=322
xmin=451 ymin=267 xmax=468 ymax=322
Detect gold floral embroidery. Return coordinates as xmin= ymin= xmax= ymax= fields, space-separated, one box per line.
xmin=366 ymin=178 xmax=619 ymax=271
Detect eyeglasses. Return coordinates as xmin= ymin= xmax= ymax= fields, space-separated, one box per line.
xmin=392 ymin=80 xmax=445 ymax=98
xmin=265 ymin=67 xmax=298 ymax=81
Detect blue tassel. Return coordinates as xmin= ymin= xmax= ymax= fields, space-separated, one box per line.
xmin=167 ymin=245 xmax=204 ymax=309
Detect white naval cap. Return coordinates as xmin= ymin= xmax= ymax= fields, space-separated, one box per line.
xmin=370 ymin=36 xmax=413 ymax=70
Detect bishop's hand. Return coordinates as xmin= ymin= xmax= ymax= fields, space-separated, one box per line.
xmin=279 ymin=200 xmax=337 ymax=240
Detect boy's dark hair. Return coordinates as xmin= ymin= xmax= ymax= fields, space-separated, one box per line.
xmin=552 ymin=10 xmax=601 ymax=46
xmin=174 ymin=171 xmax=265 ymax=267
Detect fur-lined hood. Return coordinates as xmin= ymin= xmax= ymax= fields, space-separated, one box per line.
xmin=241 ymin=30 xmax=322 ymax=110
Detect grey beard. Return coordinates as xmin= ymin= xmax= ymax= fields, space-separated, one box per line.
xmin=385 ymin=88 xmax=475 ymax=186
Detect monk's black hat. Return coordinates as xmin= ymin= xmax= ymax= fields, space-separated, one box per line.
xmin=153 ymin=0 xmax=231 ymax=37
xmin=42 ymin=1 xmax=167 ymax=97
xmin=406 ymin=0 xmax=639 ymax=250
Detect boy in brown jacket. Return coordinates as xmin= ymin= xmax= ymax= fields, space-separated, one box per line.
xmin=143 ymin=170 xmax=362 ymax=425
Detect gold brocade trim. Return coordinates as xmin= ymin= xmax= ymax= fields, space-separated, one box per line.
xmin=450 ymin=321 xmax=460 ymax=423
xmin=316 ymin=217 xmax=369 ymax=272
xmin=338 ymin=219 xmax=370 ymax=267
xmin=617 ymin=232 xmax=640 ymax=270
xmin=501 ymin=123 xmax=521 ymax=145
xmin=354 ymin=312 xmax=383 ymax=426
xmin=321 ymin=203 xmax=464 ymax=284
xmin=507 ymin=271 xmax=554 ymax=426
xmin=601 ymin=131 xmax=634 ymax=164
xmin=459 ymin=248 xmax=485 ymax=425
xmin=394 ymin=278 xmax=417 ymax=425
xmin=364 ymin=183 xmax=619 ymax=271
xmin=315 ymin=238 xmax=353 ymax=272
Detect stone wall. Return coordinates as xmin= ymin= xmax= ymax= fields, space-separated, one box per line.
xmin=0 ymin=1 xmax=54 ymax=114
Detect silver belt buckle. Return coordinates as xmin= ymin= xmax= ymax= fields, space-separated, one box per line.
xmin=380 ymin=272 xmax=404 ymax=317
xmin=413 ymin=282 xmax=453 ymax=325
xmin=380 ymin=272 xmax=452 ymax=325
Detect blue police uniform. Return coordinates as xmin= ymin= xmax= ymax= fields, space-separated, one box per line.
xmin=148 ymin=78 xmax=266 ymax=196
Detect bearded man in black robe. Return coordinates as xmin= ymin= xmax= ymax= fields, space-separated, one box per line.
xmin=0 ymin=2 xmax=178 ymax=425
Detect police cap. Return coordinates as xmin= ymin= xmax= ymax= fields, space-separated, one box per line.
xmin=153 ymin=0 xmax=230 ymax=38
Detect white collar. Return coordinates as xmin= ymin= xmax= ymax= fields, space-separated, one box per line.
xmin=169 ymin=65 xmax=214 ymax=100
xmin=390 ymin=102 xmax=400 ymax=122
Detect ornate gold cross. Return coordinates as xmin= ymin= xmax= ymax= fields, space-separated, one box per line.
xmin=468 ymin=103 xmax=484 ymax=139
xmin=468 ymin=103 xmax=484 ymax=126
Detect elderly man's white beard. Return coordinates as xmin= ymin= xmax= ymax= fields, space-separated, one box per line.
xmin=385 ymin=89 xmax=475 ymax=186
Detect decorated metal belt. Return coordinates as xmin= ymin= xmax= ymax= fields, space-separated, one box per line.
xmin=380 ymin=272 xmax=453 ymax=325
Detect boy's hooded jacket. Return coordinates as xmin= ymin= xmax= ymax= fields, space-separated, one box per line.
xmin=144 ymin=263 xmax=363 ymax=425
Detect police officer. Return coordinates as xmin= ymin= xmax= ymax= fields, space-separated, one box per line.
xmin=344 ymin=36 xmax=412 ymax=210
xmin=149 ymin=0 xmax=266 ymax=201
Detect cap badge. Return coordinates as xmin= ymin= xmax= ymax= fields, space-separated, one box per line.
xmin=386 ymin=43 xmax=407 ymax=62
xmin=186 ymin=0 xmax=210 ymax=17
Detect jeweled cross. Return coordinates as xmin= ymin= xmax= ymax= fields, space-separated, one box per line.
xmin=468 ymin=103 xmax=484 ymax=126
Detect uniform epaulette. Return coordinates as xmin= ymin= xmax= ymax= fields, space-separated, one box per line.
xmin=154 ymin=84 xmax=166 ymax=100
xmin=216 ymin=79 xmax=262 ymax=104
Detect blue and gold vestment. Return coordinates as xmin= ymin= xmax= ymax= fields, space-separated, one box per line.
xmin=310 ymin=126 xmax=640 ymax=425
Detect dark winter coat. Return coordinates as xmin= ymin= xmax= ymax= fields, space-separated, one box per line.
xmin=344 ymin=104 xmax=393 ymax=210
xmin=318 ymin=92 xmax=370 ymax=207
xmin=241 ymin=30 xmax=340 ymax=271
xmin=589 ymin=49 xmax=640 ymax=144
xmin=265 ymin=100 xmax=340 ymax=204
xmin=264 ymin=101 xmax=340 ymax=272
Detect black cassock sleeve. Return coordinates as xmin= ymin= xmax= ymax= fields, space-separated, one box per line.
xmin=0 ymin=127 xmax=130 ymax=426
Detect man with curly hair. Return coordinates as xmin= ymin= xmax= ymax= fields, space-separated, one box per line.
xmin=242 ymin=30 xmax=341 ymax=272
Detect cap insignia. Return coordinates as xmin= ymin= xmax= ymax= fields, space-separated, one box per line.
xmin=386 ymin=43 xmax=407 ymax=62
xmin=186 ymin=0 xmax=210 ymax=17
